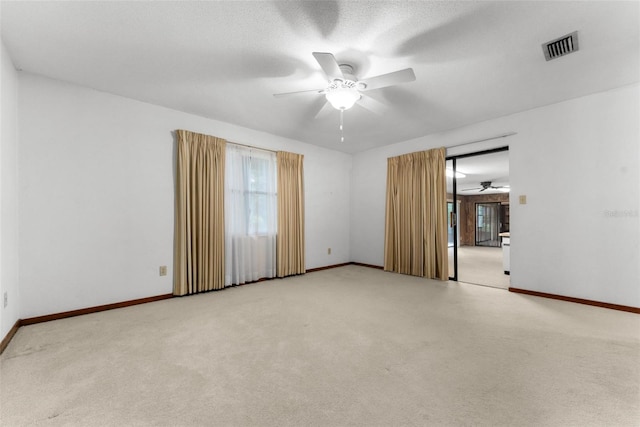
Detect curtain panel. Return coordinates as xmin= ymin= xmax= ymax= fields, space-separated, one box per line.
xmin=384 ymin=147 xmax=448 ymax=280
xmin=174 ymin=130 xmax=226 ymax=295
xmin=276 ymin=151 xmax=305 ymax=277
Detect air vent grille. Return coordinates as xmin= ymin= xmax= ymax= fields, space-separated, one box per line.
xmin=542 ymin=31 xmax=579 ymax=61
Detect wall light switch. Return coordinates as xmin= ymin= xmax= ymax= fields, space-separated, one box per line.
xmin=328 ymin=248 xmax=332 ymax=255
xmin=519 ymin=195 xmax=527 ymax=205
xmin=159 ymin=266 xmax=167 ymax=276
xmin=3 ymin=292 xmax=7 ymax=308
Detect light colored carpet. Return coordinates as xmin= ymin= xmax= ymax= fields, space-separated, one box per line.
xmin=2 ymin=265 xmax=639 ymax=426
xmin=450 ymin=246 xmax=510 ymax=289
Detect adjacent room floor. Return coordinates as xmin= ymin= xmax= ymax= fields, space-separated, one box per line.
xmin=455 ymin=245 xmax=511 ymax=289
xmin=2 ymin=265 xmax=638 ymax=426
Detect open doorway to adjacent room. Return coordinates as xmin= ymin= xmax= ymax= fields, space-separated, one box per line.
xmin=447 ymin=148 xmax=510 ymax=289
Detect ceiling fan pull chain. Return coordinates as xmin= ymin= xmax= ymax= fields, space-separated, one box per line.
xmin=340 ymin=109 xmax=344 ymax=142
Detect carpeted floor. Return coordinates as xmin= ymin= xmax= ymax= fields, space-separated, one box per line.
xmin=2 ymin=265 xmax=639 ymax=426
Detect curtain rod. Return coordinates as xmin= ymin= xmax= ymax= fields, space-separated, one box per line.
xmin=227 ymin=140 xmax=278 ymax=154
xmin=447 ymin=132 xmax=517 ymax=149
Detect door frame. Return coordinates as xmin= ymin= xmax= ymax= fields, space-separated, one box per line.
xmin=446 ymin=146 xmax=509 ymax=281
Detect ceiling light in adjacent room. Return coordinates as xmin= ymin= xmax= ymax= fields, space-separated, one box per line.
xmin=446 ymin=169 xmax=466 ymax=178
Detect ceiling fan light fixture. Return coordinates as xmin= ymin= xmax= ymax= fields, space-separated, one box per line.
xmin=325 ymin=81 xmax=360 ymax=110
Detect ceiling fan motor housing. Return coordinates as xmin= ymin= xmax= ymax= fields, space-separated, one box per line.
xmin=338 ymin=64 xmax=355 ymax=80
xmin=337 ymin=64 xmax=367 ymax=90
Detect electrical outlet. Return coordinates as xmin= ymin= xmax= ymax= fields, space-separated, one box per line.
xmin=159 ymin=266 xmax=167 ymax=276
xmin=328 ymin=248 xmax=331 ymax=255
xmin=3 ymin=292 xmax=7 ymax=308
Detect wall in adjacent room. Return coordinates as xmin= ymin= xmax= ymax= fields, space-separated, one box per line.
xmin=0 ymin=40 xmax=20 ymax=338
xmin=18 ymin=73 xmax=351 ymax=319
xmin=459 ymin=193 xmax=509 ymax=246
xmin=351 ymin=84 xmax=639 ymax=307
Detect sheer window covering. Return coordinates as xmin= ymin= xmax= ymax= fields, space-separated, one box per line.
xmin=225 ymin=145 xmax=277 ymax=286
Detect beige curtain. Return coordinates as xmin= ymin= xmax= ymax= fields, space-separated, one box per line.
xmin=174 ymin=130 xmax=226 ymax=295
xmin=276 ymin=151 xmax=305 ymax=277
xmin=384 ymin=147 xmax=448 ymax=280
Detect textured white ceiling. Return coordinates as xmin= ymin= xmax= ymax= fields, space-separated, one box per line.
xmin=2 ymin=1 xmax=638 ymax=153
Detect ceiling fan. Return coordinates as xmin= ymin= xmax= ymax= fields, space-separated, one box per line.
xmin=273 ymin=52 xmax=416 ymax=140
xmin=461 ymin=181 xmax=510 ymax=192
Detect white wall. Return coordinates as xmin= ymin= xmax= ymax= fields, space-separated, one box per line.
xmin=13 ymin=70 xmax=640 ymax=320
xmin=18 ymin=73 xmax=351 ymax=319
xmin=509 ymin=85 xmax=639 ymax=307
xmin=351 ymin=84 xmax=639 ymax=308
xmin=1 ymin=40 xmax=21 ymax=338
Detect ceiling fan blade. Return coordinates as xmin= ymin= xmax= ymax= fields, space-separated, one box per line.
xmin=356 ymin=94 xmax=387 ymax=115
xmin=273 ymin=88 xmax=325 ymax=98
xmin=314 ymin=100 xmax=335 ymax=119
xmin=312 ymin=52 xmax=344 ymax=81
xmin=461 ymin=188 xmax=482 ymax=192
xmin=360 ymin=68 xmax=416 ymax=91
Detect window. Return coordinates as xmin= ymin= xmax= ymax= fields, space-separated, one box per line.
xmin=225 ymin=145 xmax=277 ymax=236
xmin=244 ymin=156 xmax=276 ymax=235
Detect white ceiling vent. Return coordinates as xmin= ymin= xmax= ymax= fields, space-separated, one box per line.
xmin=542 ymin=31 xmax=579 ymax=61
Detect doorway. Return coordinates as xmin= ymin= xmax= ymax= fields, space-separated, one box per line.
xmin=447 ymin=147 xmax=510 ymax=289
